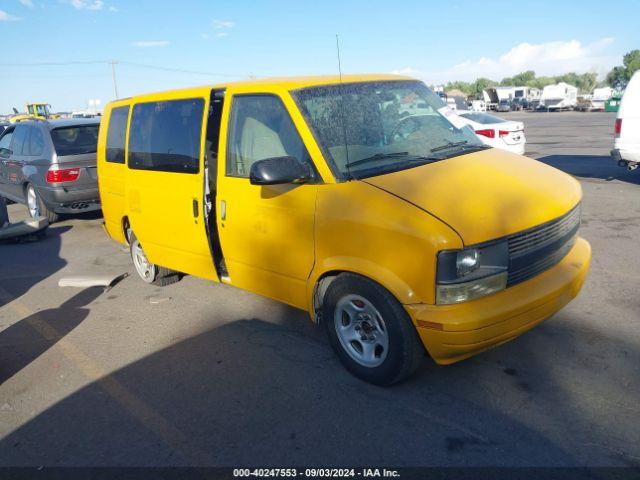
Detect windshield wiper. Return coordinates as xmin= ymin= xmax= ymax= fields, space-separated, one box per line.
xmin=345 ymin=151 xmax=409 ymax=168
xmin=430 ymin=141 xmax=490 ymax=154
xmin=430 ymin=140 xmax=469 ymax=153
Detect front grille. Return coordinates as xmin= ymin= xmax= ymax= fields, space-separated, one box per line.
xmin=507 ymin=203 xmax=581 ymax=286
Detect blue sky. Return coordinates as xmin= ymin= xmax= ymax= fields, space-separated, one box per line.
xmin=0 ymin=0 xmax=638 ymax=113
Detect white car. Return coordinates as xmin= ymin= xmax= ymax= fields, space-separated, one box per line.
xmin=612 ymin=71 xmax=640 ymax=171
xmin=456 ymin=111 xmax=526 ymax=154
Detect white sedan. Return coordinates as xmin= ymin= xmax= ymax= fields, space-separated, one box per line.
xmin=456 ymin=111 xmax=526 ymax=154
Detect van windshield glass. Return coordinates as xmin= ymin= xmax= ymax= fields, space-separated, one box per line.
xmin=292 ymin=80 xmax=485 ymax=180
xmin=51 ymin=125 xmax=99 ymax=156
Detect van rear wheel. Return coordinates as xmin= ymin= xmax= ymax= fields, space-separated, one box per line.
xmin=322 ymin=273 xmax=425 ymax=386
xmin=128 ymin=230 xmax=180 ymax=286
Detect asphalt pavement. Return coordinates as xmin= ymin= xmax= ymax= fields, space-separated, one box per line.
xmin=0 ymin=111 xmax=639 ymax=467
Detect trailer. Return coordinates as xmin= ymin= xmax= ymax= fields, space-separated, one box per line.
xmin=591 ymin=87 xmax=613 ymax=111
xmin=540 ymin=83 xmax=578 ymax=111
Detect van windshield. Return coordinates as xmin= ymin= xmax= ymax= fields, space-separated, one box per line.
xmin=292 ymin=80 xmax=485 ymax=180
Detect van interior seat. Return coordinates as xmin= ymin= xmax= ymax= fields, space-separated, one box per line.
xmin=239 ymin=117 xmax=287 ymax=175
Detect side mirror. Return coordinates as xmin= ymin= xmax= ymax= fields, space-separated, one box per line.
xmin=0 ymin=148 xmax=12 ymax=157
xmin=249 ymin=156 xmax=312 ymax=186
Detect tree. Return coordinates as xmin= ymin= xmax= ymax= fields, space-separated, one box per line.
xmin=606 ymin=66 xmax=627 ymax=89
xmin=606 ymin=49 xmax=640 ymax=89
xmin=471 ymin=77 xmax=497 ymax=96
xmin=623 ymin=49 xmax=640 ymax=79
xmin=506 ymin=70 xmax=536 ymax=86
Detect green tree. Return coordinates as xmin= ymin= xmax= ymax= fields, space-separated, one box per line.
xmin=606 ymin=66 xmax=627 ymax=89
xmin=606 ymin=49 xmax=640 ymax=89
xmin=472 ymin=77 xmax=497 ymax=96
xmin=511 ymin=70 xmax=536 ymax=86
xmin=445 ymin=81 xmax=474 ymax=95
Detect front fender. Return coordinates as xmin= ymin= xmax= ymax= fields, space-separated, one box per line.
xmin=307 ymin=181 xmax=462 ymax=314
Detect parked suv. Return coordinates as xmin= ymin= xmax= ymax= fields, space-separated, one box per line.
xmin=0 ymin=118 xmax=101 ymax=222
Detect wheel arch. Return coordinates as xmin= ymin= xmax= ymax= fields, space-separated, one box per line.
xmin=308 ymin=259 xmax=421 ymax=324
xmin=121 ymin=215 xmax=131 ymax=244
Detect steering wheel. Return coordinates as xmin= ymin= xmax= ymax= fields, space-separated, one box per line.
xmin=390 ymin=116 xmax=423 ymax=143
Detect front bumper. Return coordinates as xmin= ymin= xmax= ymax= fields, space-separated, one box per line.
xmin=407 ymin=237 xmax=591 ymax=365
xmin=37 ymin=185 xmax=101 ymax=214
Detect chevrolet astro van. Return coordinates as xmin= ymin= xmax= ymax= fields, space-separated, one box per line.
xmin=98 ymin=75 xmax=591 ymax=385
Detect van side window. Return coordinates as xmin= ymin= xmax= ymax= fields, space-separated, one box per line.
xmin=226 ymin=95 xmax=310 ymax=177
xmin=106 ymin=106 xmax=130 ymax=164
xmin=128 ymin=99 xmax=204 ymax=174
xmin=27 ymin=127 xmax=45 ymax=156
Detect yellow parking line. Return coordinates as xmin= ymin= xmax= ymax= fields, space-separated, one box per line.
xmin=0 ymin=287 xmax=210 ymax=464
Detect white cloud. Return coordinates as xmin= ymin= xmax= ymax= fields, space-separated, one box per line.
xmin=67 ymin=0 xmax=104 ymax=10
xmin=108 ymin=5 xmax=117 ymax=11
xmin=215 ymin=32 xmax=228 ymax=38
xmin=200 ymin=33 xmax=210 ymax=39
xmin=131 ymin=40 xmax=170 ymax=48
xmin=213 ymin=19 xmax=235 ymax=29
xmin=0 ymin=9 xmax=21 ymax=20
xmin=393 ymin=38 xmax=620 ymax=84
xmin=18 ymin=0 xmax=34 ymax=9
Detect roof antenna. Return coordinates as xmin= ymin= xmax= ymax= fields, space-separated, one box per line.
xmin=335 ymin=34 xmax=351 ymax=179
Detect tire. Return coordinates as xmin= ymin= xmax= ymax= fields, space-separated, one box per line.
xmin=25 ymin=183 xmax=58 ymax=224
xmin=128 ymin=230 xmax=180 ymax=286
xmin=322 ymin=273 xmax=425 ymax=386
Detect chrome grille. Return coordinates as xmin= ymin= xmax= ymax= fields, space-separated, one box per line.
xmin=507 ymin=203 xmax=581 ymax=286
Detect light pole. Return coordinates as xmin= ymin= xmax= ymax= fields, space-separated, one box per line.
xmin=110 ymin=60 xmax=119 ymax=99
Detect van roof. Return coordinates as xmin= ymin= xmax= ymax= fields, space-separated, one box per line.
xmin=109 ymin=74 xmax=415 ymax=105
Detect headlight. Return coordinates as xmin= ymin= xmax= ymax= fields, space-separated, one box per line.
xmin=436 ymin=241 xmax=509 ymax=305
xmin=456 ymin=249 xmax=480 ymax=277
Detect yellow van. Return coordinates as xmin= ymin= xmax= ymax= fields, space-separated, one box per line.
xmin=98 ymin=75 xmax=591 ymax=385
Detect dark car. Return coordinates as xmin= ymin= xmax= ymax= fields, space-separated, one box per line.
xmin=0 ymin=118 xmax=101 ymax=223
xmin=511 ymin=98 xmax=529 ymax=111
xmin=496 ymin=99 xmax=512 ymax=112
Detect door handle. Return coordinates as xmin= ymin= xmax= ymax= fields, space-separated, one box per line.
xmin=192 ymin=199 xmax=199 ymax=218
xmin=220 ymin=200 xmax=226 ymax=221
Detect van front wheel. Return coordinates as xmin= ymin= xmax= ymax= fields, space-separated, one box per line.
xmin=322 ymin=273 xmax=425 ymax=386
xmin=128 ymin=231 xmax=180 ymax=286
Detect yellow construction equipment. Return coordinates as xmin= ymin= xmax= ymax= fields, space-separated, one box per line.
xmin=9 ymin=103 xmax=60 ymax=123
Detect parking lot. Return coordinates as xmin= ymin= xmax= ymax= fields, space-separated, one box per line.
xmin=0 ymin=111 xmax=639 ymax=467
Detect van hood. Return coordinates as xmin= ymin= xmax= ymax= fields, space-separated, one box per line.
xmin=363 ymin=148 xmax=582 ymax=245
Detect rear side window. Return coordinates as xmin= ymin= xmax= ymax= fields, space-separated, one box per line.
xmin=0 ymin=130 xmax=13 ymax=152
xmin=10 ymin=125 xmax=30 ymax=155
xmin=51 ymin=125 xmax=99 ymax=156
xmin=27 ymin=127 xmax=45 ymax=156
xmin=128 ymin=99 xmax=204 ymax=174
xmin=106 ymin=106 xmax=129 ymax=164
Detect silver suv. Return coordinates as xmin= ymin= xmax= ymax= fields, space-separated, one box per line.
xmin=0 ymin=118 xmax=101 ymax=223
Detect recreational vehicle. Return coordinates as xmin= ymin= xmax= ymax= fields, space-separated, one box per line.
xmin=540 ymin=83 xmax=578 ymax=111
